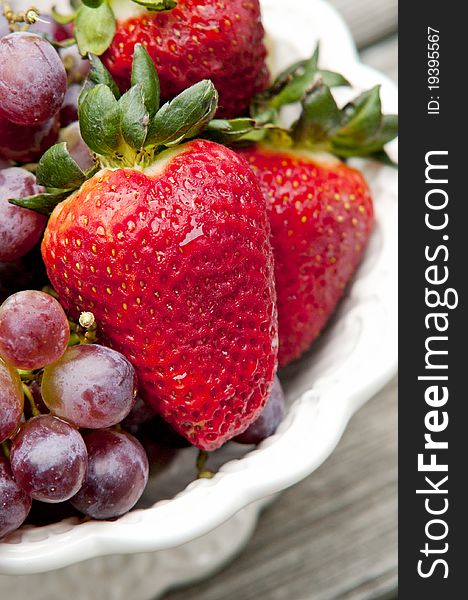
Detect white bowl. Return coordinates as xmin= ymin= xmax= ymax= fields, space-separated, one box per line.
xmin=0 ymin=0 xmax=397 ymax=596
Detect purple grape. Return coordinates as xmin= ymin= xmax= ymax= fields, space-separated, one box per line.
xmin=0 ymin=167 xmax=47 ymax=262
xmin=58 ymin=122 xmax=94 ymax=172
xmin=0 ymin=113 xmax=59 ymax=163
xmin=122 ymin=395 xmax=157 ymax=436
xmin=60 ymin=84 xmax=81 ymax=127
xmin=0 ymin=290 xmax=70 ymax=370
xmin=71 ymin=429 xmax=149 ymax=519
xmin=0 ymin=32 xmax=67 ymax=125
xmin=0 ymin=456 xmax=32 ymax=539
xmin=42 ymin=344 xmax=137 ymax=429
xmin=0 ymin=358 xmax=24 ymax=443
xmin=234 ymin=376 xmax=285 ymax=444
xmin=10 ymin=415 xmax=88 ymax=503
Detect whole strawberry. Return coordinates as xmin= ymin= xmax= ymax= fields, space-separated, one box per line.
xmin=28 ymin=49 xmax=278 ymax=451
xmin=234 ymin=59 xmax=397 ymax=366
xmin=73 ymin=0 xmax=269 ymax=118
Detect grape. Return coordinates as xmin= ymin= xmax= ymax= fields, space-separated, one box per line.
xmin=42 ymin=344 xmax=137 ymax=429
xmin=58 ymin=122 xmax=94 ymax=172
xmin=0 ymin=358 xmax=23 ymax=443
xmin=10 ymin=415 xmax=88 ymax=503
xmin=234 ymin=376 xmax=285 ymax=444
xmin=0 ymin=457 xmax=32 ymax=539
xmin=0 ymin=168 xmax=47 ymax=262
xmin=0 ymin=113 xmax=59 ymax=163
xmin=122 ymin=395 xmax=157 ymax=436
xmin=71 ymin=429 xmax=149 ymax=519
xmin=0 ymin=290 xmax=70 ymax=370
xmin=60 ymin=84 xmax=81 ymax=127
xmin=0 ymin=32 xmax=67 ymax=125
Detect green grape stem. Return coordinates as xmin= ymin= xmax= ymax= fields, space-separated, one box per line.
xmin=22 ymin=382 xmax=41 ymax=417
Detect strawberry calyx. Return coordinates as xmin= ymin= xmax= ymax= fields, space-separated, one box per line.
xmin=8 ymin=44 xmax=222 ymax=215
xmin=209 ymin=45 xmax=398 ymax=166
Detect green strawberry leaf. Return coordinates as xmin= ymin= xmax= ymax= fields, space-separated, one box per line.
xmin=51 ymin=6 xmax=76 ymax=24
xmin=85 ymin=54 xmax=120 ymax=99
xmin=75 ymin=1 xmax=116 ymax=56
xmin=79 ymin=84 xmax=122 ymax=155
xmin=292 ymin=79 xmax=342 ymax=146
xmin=81 ymin=0 xmax=104 ymax=7
xmin=131 ymin=44 xmax=160 ymax=116
xmin=333 ymin=86 xmax=383 ymax=148
xmin=320 ymin=70 xmax=350 ymax=88
xmin=36 ymin=143 xmax=87 ymax=190
xmin=119 ymin=84 xmax=149 ymax=150
xmin=131 ymin=0 xmax=177 ymax=11
xmin=147 ymin=80 xmax=218 ymax=147
xmin=204 ymin=118 xmax=258 ymax=143
xmin=8 ymin=190 xmax=72 ymax=216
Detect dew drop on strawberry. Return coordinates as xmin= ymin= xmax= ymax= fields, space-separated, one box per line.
xmin=0 ymin=113 xmax=59 ymax=163
xmin=0 ymin=358 xmax=23 ymax=443
xmin=234 ymin=376 xmax=285 ymax=444
xmin=42 ymin=344 xmax=137 ymax=429
xmin=0 ymin=168 xmax=47 ymax=262
xmin=0 ymin=32 xmax=67 ymax=125
xmin=0 ymin=456 xmax=32 ymax=539
xmin=0 ymin=290 xmax=70 ymax=370
xmin=10 ymin=415 xmax=88 ymax=503
xmin=71 ymin=429 xmax=149 ymax=519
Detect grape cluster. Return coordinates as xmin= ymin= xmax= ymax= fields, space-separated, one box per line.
xmin=0 ymin=12 xmax=89 ymax=164
xmin=0 ymin=290 xmax=148 ymax=539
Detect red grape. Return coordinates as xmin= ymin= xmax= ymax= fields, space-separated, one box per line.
xmin=0 ymin=290 xmax=70 ymax=370
xmin=71 ymin=429 xmax=149 ymax=519
xmin=0 ymin=32 xmax=67 ymax=125
xmin=60 ymin=84 xmax=81 ymax=127
xmin=60 ymin=45 xmax=90 ymax=83
xmin=0 ymin=113 xmax=59 ymax=163
xmin=0 ymin=167 xmax=47 ymax=262
xmin=234 ymin=376 xmax=285 ymax=444
xmin=42 ymin=344 xmax=137 ymax=429
xmin=58 ymin=122 xmax=94 ymax=172
xmin=0 ymin=358 xmax=23 ymax=443
xmin=0 ymin=456 xmax=32 ymax=539
xmin=10 ymin=415 xmax=88 ymax=503
xmin=122 ymin=395 xmax=157 ymax=436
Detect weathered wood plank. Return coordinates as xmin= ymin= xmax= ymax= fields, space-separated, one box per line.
xmin=328 ymin=0 xmax=397 ymax=49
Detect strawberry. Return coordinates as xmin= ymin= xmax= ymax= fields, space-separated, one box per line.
xmin=72 ymin=0 xmax=269 ymax=118
xmin=234 ymin=57 xmax=398 ymax=366
xmin=17 ymin=48 xmax=277 ymax=451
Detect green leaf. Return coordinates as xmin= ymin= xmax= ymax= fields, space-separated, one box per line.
xmin=147 ymin=80 xmax=218 ymax=146
xmin=75 ymin=1 xmax=116 ymax=56
xmin=79 ymin=84 xmax=122 ymax=155
xmin=51 ymin=6 xmax=76 ymax=24
xmin=320 ymin=70 xmax=350 ymax=88
xmin=8 ymin=190 xmax=72 ymax=217
xmin=81 ymin=0 xmax=104 ymax=7
xmin=331 ymin=113 xmax=398 ymax=159
xmin=204 ymin=118 xmax=257 ymax=143
xmin=131 ymin=44 xmax=160 ymax=116
xmin=333 ymin=86 xmax=383 ymax=148
xmin=292 ymin=79 xmax=342 ymax=146
xmin=36 ymin=143 xmax=86 ymax=189
xmin=86 ymin=54 xmax=120 ymax=98
xmin=119 ymin=84 xmax=149 ymax=150
xmin=131 ymin=0 xmax=177 ymax=11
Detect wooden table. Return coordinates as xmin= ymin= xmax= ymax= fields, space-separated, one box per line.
xmin=164 ymin=2 xmax=398 ymax=599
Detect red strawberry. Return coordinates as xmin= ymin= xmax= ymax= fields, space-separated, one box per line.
xmin=100 ymin=0 xmax=269 ymax=117
xmin=239 ymin=146 xmax=373 ymax=366
xmin=235 ymin=66 xmax=397 ymax=366
xmin=33 ymin=50 xmax=278 ymax=451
